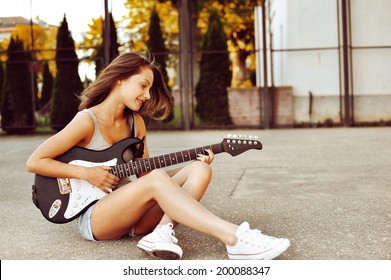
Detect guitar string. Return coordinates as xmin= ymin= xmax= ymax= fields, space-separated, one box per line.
xmin=112 ymin=143 xmax=220 ymax=178
xmin=112 ymin=142 xmax=260 ymax=178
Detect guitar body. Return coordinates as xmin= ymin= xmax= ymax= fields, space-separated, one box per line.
xmin=32 ymin=137 xmax=141 ymax=224
xmin=31 ymin=135 xmax=262 ymax=224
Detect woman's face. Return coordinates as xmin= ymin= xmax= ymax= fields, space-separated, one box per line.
xmin=118 ymin=67 xmax=154 ymax=111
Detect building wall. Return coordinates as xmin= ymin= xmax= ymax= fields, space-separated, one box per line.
xmin=228 ymin=87 xmax=295 ymax=127
xmin=0 ymin=17 xmax=31 ymax=41
xmin=255 ymin=0 xmax=391 ymax=124
xmin=227 ymin=87 xmax=391 ymax=127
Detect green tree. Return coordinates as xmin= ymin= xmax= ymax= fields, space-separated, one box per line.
xmin=0 ymin=20 xmax=58 ymax=65
xmin=1 ymin=38 xmax=36 ymax=133
xmin=107 ymin=13 xmax=120 ymax=63
xmin=51 ymin=15 xmax=83 ymax=131
xmin=195 ymin=8 xmax=232 ymax=124
xmin=164 ymin=0 xmax=256 ymax=86
xmin=148 ymin=8 xmax=174 ymax=123
xmin=123 ymin=0 xmax=178 ymax=52
xmin=96 ymin=13 xmax=120 ymax=75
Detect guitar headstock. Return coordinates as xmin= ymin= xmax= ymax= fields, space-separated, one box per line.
xmin=221 ymin=134 xmax=263 ymax=156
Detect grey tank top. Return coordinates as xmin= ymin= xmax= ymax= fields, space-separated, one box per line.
xmin=79 ymin=108 xmax=136 ymax=151
xmin=79 ymin=108 xmax=137 ymax=186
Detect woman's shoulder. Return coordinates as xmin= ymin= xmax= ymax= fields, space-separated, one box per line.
xmin=132 ymin=113 xmax=147 ymax=138
xmin=44 ymin=111 xmax=95 ymax=151
xmin=74 ymin=110 xmax=95 ymax=126
xmin=61 ymin=111 xmax=95 ymax=139
xmin=132 ymin=112 xmax=143 ymax=123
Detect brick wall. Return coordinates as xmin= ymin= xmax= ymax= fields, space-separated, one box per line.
xmin=228 ymin=86 xmax=294 ymax=127
xmin=172 ymin=87 xmax=391 ymax=126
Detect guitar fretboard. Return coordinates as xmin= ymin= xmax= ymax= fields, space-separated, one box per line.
xmin=109 ymin=143 xmax=224 ymax=178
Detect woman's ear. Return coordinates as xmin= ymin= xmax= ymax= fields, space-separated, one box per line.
xmin=117 ymin=80 xmax=122 ymax=86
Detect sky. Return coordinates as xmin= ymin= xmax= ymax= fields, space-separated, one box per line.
xmin=0 ymin=0 xmax=127 ymax=42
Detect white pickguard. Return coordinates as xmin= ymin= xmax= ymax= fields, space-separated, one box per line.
xmin=64 ymin=158 xmax=118 ymax=219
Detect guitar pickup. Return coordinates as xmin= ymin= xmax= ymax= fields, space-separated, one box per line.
xmin=57 ymin=178 xmax=72 ymax=194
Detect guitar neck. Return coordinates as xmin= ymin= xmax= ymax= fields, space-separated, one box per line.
xmin=110 ymin=143 xmax=224 ymax=178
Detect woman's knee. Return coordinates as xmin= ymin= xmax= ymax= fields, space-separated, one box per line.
xmin=147 ymin=169 xmax=171 ymax=183
xmin=189 ymin=161 xmax=212 ymax=182
xmin=144 ymin=169 xmax=177 ymax=193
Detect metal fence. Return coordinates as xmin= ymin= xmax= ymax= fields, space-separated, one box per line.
xmin=1 ymin=0 xmax=390 ymax=133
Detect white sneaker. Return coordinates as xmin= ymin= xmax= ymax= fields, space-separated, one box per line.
xmin=137 ymin=223 xmax=183 ymax=260
xmin=226 ymin=222 xmax=290 ymax=260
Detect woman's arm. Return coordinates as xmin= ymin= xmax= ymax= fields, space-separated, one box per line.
xmin=26 ymin=112 xmax=119 ymax=192
xmin=26 ymin=112 xmax=94 ymax=178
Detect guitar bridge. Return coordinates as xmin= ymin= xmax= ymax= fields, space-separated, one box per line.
xmin=57 ymin=178 xmax=72 ymax=194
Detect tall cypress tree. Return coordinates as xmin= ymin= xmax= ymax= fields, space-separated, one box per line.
xmin=108 ymin=13 xmax=120 ymax=63
xmin=95 ymin=13 xmax=120 ymax=76
xmin=195 ymin=8 xmax=232 ymax=124
xmin=147 ymin=8 xmax=174 ymax=122
xmin=1 ymin=37 xmax=35 ymax=133
xmin=51 ymin=15 xmax=83 ymax=131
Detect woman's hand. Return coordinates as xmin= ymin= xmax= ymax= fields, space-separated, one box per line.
xmin=197 ymin=148 xmax=214 ymax=165
xmin=82 ymin=166 xmax=120 ymax=194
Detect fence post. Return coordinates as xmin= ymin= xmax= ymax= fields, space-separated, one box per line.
xmin=255 ymin=2 xmax=270 ymax=129
xmin=341 ymin=0 xmax=352 ymax=126
xmin=178 ymin=0 xmax=192 ymax=130
xmin=103 ymin=0 xmax=110 ymax=67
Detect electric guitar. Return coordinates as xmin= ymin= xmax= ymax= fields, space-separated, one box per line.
xmin=31 ymin=135 xmax=262 ymax=224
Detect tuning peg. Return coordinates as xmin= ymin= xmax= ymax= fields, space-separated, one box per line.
xmin=227 ymin=134 xmax=232 ymax=137
xmin=248 ymin=135 xmax=253 ymax=139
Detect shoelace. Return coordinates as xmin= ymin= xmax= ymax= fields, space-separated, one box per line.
xmin=157 ymin=223 xmax=178 ymax=244
xmin=240 ymin=229 xmax=272 ymax=248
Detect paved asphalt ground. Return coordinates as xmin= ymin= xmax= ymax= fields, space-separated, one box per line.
xmin=0 ymin=127 xmax=390 ymax=260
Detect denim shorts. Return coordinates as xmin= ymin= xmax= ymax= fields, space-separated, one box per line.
xmin=77 ymin=205 xmax=96 ymax=241
xmin=77 ymin=205 xmax=137 ymax=241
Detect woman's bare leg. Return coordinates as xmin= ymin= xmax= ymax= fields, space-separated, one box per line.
xmin=90 ymin=167 xmax=238 ymax=245
xmin=133 ymin=161 xmax=213 ymax=234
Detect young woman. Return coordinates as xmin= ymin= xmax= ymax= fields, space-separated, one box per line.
xmin=26 ymin=52 xmax=290 ymax=260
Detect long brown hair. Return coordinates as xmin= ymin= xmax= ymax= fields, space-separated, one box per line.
xmin=79 ymin=52 xmax=172 ymax=120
